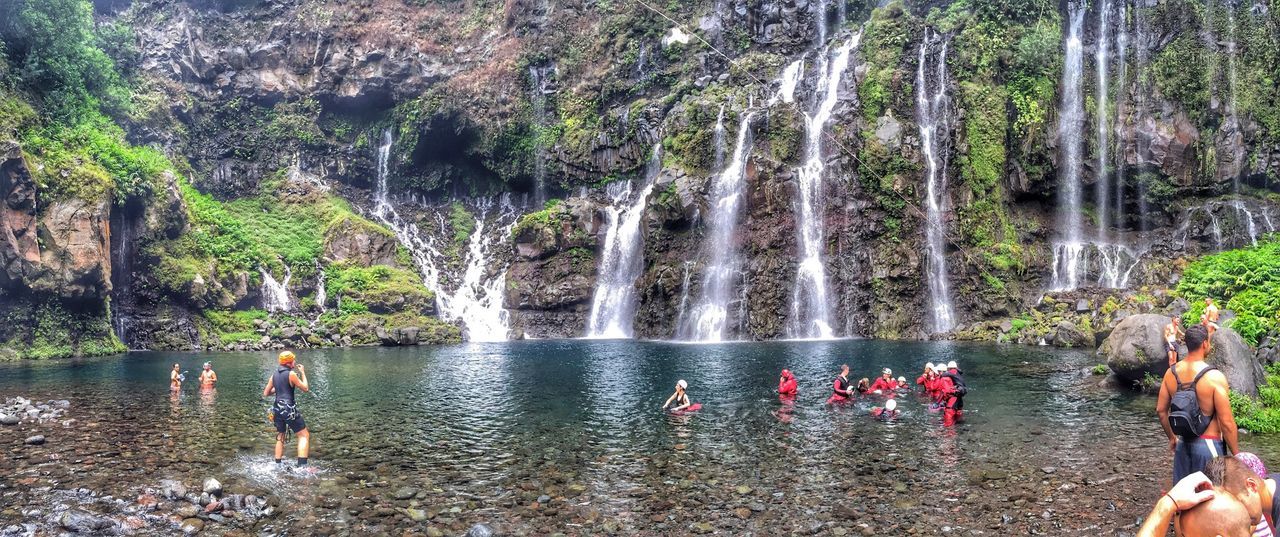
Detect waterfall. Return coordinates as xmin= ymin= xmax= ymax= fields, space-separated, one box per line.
xmin=774 ymin=61 xmax=804 ymax=105
xmin=915 ymin=29 xmax=956 ymax=333
xmin=788 ymin=32 xmax=859 ymax=340
xmin=1097 ymin=244 xmax=1141 ymax=288
xmin=260 ymin=265 xmax=292 ymax=313
xmin=528 ymin=65 xmax=555 ymax=205
xmin=1114 ymin=0 xmax=1129 ymax=233
xmin=1231 ymin=200 xmax=1260 ymax=246
xmin=1095 ymin=0 xmax=1112 ymax=243
xmin=314 ymin=260 xmax=327 ymax=313
xmin=585 ymin=145 xmax=662 ymax=339
xmin=712 ymin=105 xmax=727 ymax=170
xmin=674 ymin=260 xmax=695 ymax=331
xmin=682 ymin=110 xmax=756 ymax=342
xmin=1225 ymin=2 xmax=1243 ymax=191
xmin=1051 ymin=1 xmax=1088 ymax=291
xmin=369 ymin=128 xmax=518 ymax=341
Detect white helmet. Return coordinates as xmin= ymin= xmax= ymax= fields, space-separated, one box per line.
xmin=885 ymin=399 xmax=897 ymax=411
xmin=676 ymin=380 xmax=688 ymax=390
xmin=882 ymin=368 xmax=892 ymax=375
xmin=947 ymin=361 xmax=958 ymax=369
xmin=934 ymin=363 xmax=946 ymax=372
xmin=925 ymin=362 xmax=935 ymax=370
xmin=897 ymin=376 xmax=906 ymax=383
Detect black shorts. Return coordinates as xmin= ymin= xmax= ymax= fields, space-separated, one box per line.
xmin=1167 ymin=341 xmax=1177 ymax=353
xmin=273 ymin=404 xmax=306 ymax=434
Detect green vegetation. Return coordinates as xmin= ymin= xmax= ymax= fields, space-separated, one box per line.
xmin=0 ymin=299 xmax=124 ymax=360
xmin=1230 ymin=363 xmax=1280 ymax=434
xmin=1092 ymin=364 xmax=1109 ymax=375
xmin=1177 ymin=239 xmax=1280 ymax=346
xmin=202 ymin=309 xmax=269 ymax=345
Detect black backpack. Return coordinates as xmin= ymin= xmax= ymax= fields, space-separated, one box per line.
xmin=1168 ymin=364 xmax=1217 ymax=440
xmin=943 ymin=371 xmax=968 ymax=397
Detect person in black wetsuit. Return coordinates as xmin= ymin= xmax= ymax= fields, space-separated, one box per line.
xmin=262 ymin=351 xmax=311 ymax=466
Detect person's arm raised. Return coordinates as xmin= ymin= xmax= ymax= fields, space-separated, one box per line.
xmin=1137 ymin=472 xmax=1216 ymax=537
xmin=291 ymin=365 xmax=310 ymax=393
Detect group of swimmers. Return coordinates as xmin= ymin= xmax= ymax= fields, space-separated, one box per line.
xmin=662 ymin=360 xmax=968 ymax=426
xmin=166 ymin=352 xmax=312 ymax=469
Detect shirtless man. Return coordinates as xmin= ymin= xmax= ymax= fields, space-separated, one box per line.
xmin=1164 ymin=317 xmax=1184 ymax=367
xmin=199 ymin=362 xmax=218 ymax=389
xmin=1157 ymin=324 xmax=1238 ymax=484
xmin=1202 ymin=298 xmax=1221 ymax=336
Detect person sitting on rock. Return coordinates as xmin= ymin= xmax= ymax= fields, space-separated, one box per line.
xmin=871 ymin=398 xmax=899 ymax=420
xmin=263 ymin=351 xmax=311 ymax=467
xmin=869 ymin=368 xmax=896 ymax=393
xmin=777 ymin=369 xmax=798 ymax=397
xmin=199 ymin=362 xmax=218 ymax=390
xmin=662 ymin=380 xmax=692 ymax=412
xmin=1165 ymin=317 xmax=1185 ymax=368
xmin=827 ymin=365 xmax=855 ymax=403
xmin=1136 ymin=470 xmax=1253 ymax=537
xmin=1157 ymin=324 xmax=1238 ymax=484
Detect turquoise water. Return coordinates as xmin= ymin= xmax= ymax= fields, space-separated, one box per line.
xmin=0 ymin=340 xmax=1196 ymax=534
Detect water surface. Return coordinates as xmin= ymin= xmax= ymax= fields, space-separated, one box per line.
xmin=0 ymin=340 xmax=1243 ymax=535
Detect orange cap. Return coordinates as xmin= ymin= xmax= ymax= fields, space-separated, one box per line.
xmin=278 ymin=351 xmax=295 ymax=365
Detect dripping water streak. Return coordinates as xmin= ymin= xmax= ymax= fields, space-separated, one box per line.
xmin=1051 ymin=2 xmax=1087 ymax=290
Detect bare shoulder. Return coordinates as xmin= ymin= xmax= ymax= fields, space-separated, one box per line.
xmin=1202 ymin=367 xmax=1230 ymax=388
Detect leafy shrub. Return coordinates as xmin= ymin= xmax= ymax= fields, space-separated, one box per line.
xmin=1177 ymin=239 xmax=1280 ymax=346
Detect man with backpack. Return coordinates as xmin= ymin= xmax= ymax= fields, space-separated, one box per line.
xmin=939 ymin=361 xmax=967 ymax=426
xmin=1157 ymin=324 xmax=1238 ymax=483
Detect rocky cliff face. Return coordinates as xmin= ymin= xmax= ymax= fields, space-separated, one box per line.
xmin=3 ymin=0 xmax=1278 ymax=357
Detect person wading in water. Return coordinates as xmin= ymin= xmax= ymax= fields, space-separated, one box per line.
xmin=263 ymin=351 xmax=311 ymax=467
xmin=1157 ymin=324 xmax=1238 ymax=483
xmin=170 ymin=363 xmax=183 ymax=392
xmin=199 ymin=362 xmax=218 ymax=390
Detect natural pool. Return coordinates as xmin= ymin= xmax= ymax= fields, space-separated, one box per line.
xmin=0 ymin=339 xmax=1265 ymax=535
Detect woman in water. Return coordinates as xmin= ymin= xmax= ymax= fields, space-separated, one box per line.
xmin=662 ymin=380 xmax=693 ymax=412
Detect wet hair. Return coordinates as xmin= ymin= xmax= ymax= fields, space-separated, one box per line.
xmin=1185 ymin=324 xmax=1210 ymax=353
xmin=1178 ymin=490 xmax=1253 ymax=537
xmin=840 ymin=364 xmax=849 ymax=372
xmin=1204 ymin=456 xmax=1257 ymax=498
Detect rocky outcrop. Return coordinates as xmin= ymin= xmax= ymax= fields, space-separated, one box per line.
xmin=324 ymin=217 xmax=399 ymax=267
xmin=0 ymin=142 xmax=112 ymax=301
xmin=505 ymin=198 xmax=600 ymax=338
xmin=1101 ymin=314 xmax=1177 ymax=386
xmin=1101 ymin=313 xmax=1263 ymax=396
xmin=0 ymin=141 xmax=39 ymax=291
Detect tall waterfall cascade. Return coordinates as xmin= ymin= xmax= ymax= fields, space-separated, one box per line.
xmin=1094 ymin=0 xmax=1112 ymax=245
xmin=915 ymin=29 xmax=956 ymax=334
xmin=585 ymin=145 xmax=662 ymax=339
xmin=369 ymin=129 xmax=519 ymax=342
xmin=260 ymin=265 xmax=292 ymax=313
xmin=528 ymin=65 xmax=555 ymax=205
xmin=1050 ymin=1 xmax=1087 ymax=292
xmin=681 ymin=109 xmax=757 ymax=342
xmin=788 ymin=32 xmax=859 ymax=340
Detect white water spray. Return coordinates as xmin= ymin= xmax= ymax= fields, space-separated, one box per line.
xmin=585 ymin=146 xmax=662 ymax=339
xmin=788 ymin=32 xmax=859 ymax=340
xmin=1095 ymin=0 xmax=1112 ymax=244
xmin=1051 ymin=2 xmax=1088 ymax=290
xmin=682 ymin=111 xmax=756 ymax=342
xmin=260 ymin=265 xmax=292 ymax=313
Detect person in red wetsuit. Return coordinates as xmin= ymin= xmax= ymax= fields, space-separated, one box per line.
xmin=869 ymin=368 xmax=896 ymax=393
xmin=929 ymin=363 xmax=948 ymax=402
xmin=828 ymin=364 xmax=854 ymax=404
xmin=871 ymin=398 xmax=899 ymax=420
xmin=777 ymin=369 xmax=798 ymax=397
xmin=917 ymin=363 xmax=937 ymax=395
xmin=940 ymin=361 xmax=966 ymax=426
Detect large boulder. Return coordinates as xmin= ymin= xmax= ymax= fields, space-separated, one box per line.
xmin=1101 ymin=313 xmax=1178 ymax=386
xmin=0 ymin=141 xmax=40 ymax=291
xmin=323 ymin=217 xmax=398 ymax=267
xmin=1101 ymin=313 xmax=1263 ymax=395
xmin=1206 ymin=326 xmax=1264 ymax=397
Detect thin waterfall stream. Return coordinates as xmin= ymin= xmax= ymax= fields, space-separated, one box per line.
xmin=915 ymin=29 xmax=956 ymax=333
xmin=585 ymin=145 xmax=662 ymax=339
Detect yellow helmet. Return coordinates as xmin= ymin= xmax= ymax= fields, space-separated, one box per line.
xmin=278 ymin=351 xmax=296 ymax=365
